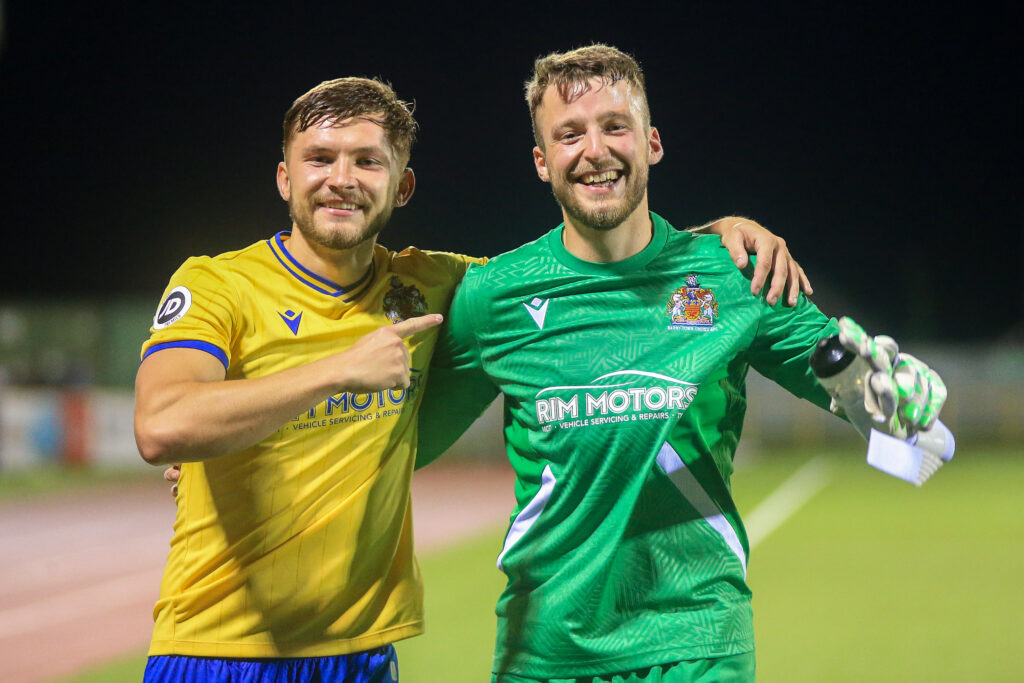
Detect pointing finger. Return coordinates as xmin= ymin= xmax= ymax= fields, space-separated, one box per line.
xmin=391 ymin=313 xmax=444 ymax=339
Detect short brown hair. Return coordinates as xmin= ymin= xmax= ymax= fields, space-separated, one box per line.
xmin=282 ymin=77 xmax=418 ymax=162
xmin=525 ymin=44 xmax=649 ymax=147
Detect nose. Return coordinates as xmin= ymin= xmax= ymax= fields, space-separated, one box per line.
xmin=582 ymin=127 xmax=610 ymax=163
xmin=326 ymin=159 xmax=357 ymax=191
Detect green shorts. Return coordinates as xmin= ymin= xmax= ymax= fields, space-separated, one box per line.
xmin=493 ymin=651 xmax=756 ymax=683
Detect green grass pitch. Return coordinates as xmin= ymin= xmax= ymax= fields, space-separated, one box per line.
xmin=64 ymin=445 xmax=1023 ymax=682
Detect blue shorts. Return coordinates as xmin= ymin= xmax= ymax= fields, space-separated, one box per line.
xmin=144 ymin=645 xmax=398 ymax=682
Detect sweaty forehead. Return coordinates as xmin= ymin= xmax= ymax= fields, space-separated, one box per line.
xmin=291 ymin=117 xmax=397 ymax=156
xmin=538 ymin=78 xmax=643 ymax=124
xmin=307 ymin=115 xmax=388 ymax=140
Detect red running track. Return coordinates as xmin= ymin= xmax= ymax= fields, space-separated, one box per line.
xmin=0 ymin=461 xmax=514 ymax=683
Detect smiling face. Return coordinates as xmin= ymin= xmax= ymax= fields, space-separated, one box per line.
xmin=532 ymin=78 xmax=662 ymax=233
xmin=276 ymin=115 xmax=414 ymax=251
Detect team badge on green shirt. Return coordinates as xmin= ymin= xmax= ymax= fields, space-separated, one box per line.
xmin=667 ymin=273 xmax=719 ymax=330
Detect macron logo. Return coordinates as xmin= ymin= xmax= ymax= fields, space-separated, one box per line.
xmin=278 ymin=309 xmax=302 ymax=336
xmin=523 ymin=297 xmax=549 ymax=330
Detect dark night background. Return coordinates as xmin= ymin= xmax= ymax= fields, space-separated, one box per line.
xmin=0 ymin=2 xmax=1020 ymax=343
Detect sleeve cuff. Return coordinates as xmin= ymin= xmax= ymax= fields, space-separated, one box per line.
xmin=142 ymin=340 xmax=229 ymax=370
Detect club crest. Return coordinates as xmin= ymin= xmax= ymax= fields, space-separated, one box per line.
xmin=383 ymin=276 xmax=428 ymax=323
xmin=666 ymin=274 xmax=718 ymax=331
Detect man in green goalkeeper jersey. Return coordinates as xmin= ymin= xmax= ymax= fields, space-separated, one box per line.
xmin=416 ymin=45 xmax=946 ymax=682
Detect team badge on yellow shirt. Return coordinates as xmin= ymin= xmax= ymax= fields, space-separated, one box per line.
xmin=383 ymin=276 xmax=428 ymax=323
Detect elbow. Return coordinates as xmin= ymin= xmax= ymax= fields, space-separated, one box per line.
xmin=134 ymin=415 xmax=187 ymax=465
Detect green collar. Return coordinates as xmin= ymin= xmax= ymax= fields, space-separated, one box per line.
xmin=547 ymin=211 xmax=674 ymax=276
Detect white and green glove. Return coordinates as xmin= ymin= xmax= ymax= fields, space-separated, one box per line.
xmin=835 ymin=316 xmax=948 ymax=438
xmin=812 ymin=317 xmax=954 ymax=485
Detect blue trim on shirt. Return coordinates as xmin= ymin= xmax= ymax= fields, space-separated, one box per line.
xmin=143 ymin=340 xmax=229 ymax=370
xmin=273 ymin=231 xmax=346 ymax=291
xmin=266 ymin=231 xmax=376 ymax=302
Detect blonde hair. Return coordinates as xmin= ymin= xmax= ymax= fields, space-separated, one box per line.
xmin=525 ymin=44 xmax=649 ymax=147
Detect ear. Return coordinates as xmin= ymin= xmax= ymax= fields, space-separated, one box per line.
xmin=394 ymin=167 xmax=416 ymax=207
xmin=276 ymin=161 xmax=291 ymax=201
xmin=647 ymin=127 xmax=664 ymax=166
xmin=533 ymin=146 xmax=550 ymax=183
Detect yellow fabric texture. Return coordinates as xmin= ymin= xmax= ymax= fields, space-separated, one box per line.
xmin=141 ymin=234 xmax=479 ymax=658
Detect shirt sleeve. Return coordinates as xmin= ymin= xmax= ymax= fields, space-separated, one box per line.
xmin=745 ymin=293 xmax=838 ymax=411
xmin=140 ymin=256 xmax=239 ymax=370
xmin=416 ymin=267 xmax=500 ymax=468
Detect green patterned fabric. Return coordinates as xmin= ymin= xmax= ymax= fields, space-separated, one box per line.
xmin=418 ymin=213 xmax=837 ymax=678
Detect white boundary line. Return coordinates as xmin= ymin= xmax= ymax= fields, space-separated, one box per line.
xmin=746 ymin=455 xmax=835 ymax=550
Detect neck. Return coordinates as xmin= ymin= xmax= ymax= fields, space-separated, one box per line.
xmin=561 ymin=197 xmax=653 ymax=263
xmin=283 ymin=227 xmax=377 ymax=286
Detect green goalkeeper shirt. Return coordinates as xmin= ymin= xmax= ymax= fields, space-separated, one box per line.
xmin=418 ymin=212 xmax=838 ymax=678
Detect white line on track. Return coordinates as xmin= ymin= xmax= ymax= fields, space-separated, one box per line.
xmin=745 ymin=455 xmax=836 ymax=550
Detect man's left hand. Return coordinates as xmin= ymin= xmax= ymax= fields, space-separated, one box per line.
xmin=164 ymin=464 xmax=181 ymax=498
xmin=697 ymin=217 xmax=812 ymax=306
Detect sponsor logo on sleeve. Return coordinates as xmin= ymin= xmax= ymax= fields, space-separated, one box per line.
xmin=153 ymin=286 xmax=192 ymax=329
xmin=667 ymin=274 xmax=718 ymax=331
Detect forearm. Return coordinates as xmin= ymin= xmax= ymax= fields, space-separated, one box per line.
xmin=134 ymin=355 xmax=347 ymax=465
xmin=135 ymin=315 xmax=438 ymax=465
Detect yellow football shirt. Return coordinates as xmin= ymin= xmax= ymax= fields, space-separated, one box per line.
xmin=141 ymin=232 xmax=480 ymax=658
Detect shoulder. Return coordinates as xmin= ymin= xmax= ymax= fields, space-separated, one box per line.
xmin=171 ymin=237 xmax=272 ymax=281
xmin=382 ymin=245 xmax=485 ymax=286
xmin=664 ymin=224 xmax=754 ymax=283
xmin=459 ymin=231 xmax=553 ymax=291
xmin=665 ymin=224 xmax=733 ymax=260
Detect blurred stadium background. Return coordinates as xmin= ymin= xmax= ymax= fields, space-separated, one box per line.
xmin=0 ymin=306 xmax=1020 ymax=680
xmin=2 ymin=2 xmax=1021 ymax=681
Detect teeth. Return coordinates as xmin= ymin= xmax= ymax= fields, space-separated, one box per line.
xmin=580 ymin=170 xmax=620 ymax=185
xmin=324 ymin=203 xmax=359 ymax=210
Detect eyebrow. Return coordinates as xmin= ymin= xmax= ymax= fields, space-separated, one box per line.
xmin=551 ymin=110 xmax=635 ymax=132
xmin=300 ymin=144 xmax=392 ymax=159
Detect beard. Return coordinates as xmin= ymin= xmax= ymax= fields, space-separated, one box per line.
xmin=550 ymin=161 xmax=649 ymax=232
xmin=289 ymin=194 xmax=394 ymax=250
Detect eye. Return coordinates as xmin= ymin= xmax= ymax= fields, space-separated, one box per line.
xmin=307 ymin=156 xmax=331 ymax=166
xmin=557 ymin=131 xmax=581 ymax=143
xmin=357 ymin=157 xmax=382 ymax=167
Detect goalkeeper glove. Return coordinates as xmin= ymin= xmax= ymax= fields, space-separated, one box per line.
xmin=811 ymin=317 xmax=954 ymax=485
xmin=834 ymin=316 xmax=947 ymax=437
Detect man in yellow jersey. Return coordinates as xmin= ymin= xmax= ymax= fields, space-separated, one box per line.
xmin=139 ymin=76 xmax=811 ymax=682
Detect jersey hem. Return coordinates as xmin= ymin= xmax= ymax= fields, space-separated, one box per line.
xmin=492 ymin=638 xmax=755 ymax=679
xmin=147 ymin=621 xmax=423 ymax=659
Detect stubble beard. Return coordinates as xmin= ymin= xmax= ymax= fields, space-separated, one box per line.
xmin=289 ymin=195 xmax=394 ymax=251
xmin=551 ymin=162 xmax=649 ymax=232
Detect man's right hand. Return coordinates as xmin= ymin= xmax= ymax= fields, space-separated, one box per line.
xmin=338 ymin=314 xmax=443 ymax=392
